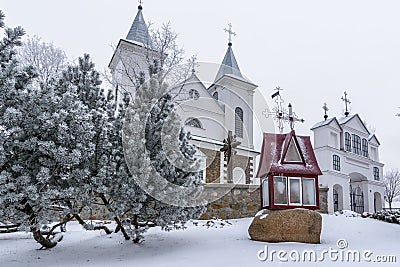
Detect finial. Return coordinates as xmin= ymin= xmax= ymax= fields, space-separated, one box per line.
xmin=138 ymin=0 xmax=143 ymax=9
xmin=224 ymin=23 xmax=236 ymax=46
xmin=341 ymin=91 xmax=351 ymax=117
xmin=323 ymin=103 xmax=329 ymax=120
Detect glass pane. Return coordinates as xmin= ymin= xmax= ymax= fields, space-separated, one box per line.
xmin=289 ymin=178 xmax=301 ymax=204
xmin=302 ymin=178 xmax=316 ymax=205
xmin=284 ymin=137 xmax=302 ymax=162
xmin=273 ymin=176 xmax=287 ymax=205
xmin=262 ymin=178 xmax=269 ymax=207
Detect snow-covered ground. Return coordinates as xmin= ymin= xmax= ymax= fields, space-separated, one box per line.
xmin=0 ymin=213 xmax=399 ymax=267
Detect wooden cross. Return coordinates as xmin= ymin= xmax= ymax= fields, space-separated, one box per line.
xmin=220 ymin=130 xmax=241 ymax=183
xmin=341 ymin=91 xmax=351 ymax=117
xmin=323 ymin=102 xmax=329 ymax=120
xmin=224 ymin=23 xmax=236 ymax=44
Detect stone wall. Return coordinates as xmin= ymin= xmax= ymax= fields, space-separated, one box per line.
xmin=199 ymin=148 xmax=220 ymax=183
xmin=318 ymin=187 xmax=329 ymax=213
xmin=200 ymin=184 xmax=261 ymax=220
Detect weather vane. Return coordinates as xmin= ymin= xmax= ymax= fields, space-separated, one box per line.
xmin=323 ymin=103 xmax=329 ymax=120
xmin=224 ymin=23 xmax=236 ymax=44
xmin=263 ymin=87 xmax=304 ymax=133
xmin=341 ymin=91 xmax=351 ymax=117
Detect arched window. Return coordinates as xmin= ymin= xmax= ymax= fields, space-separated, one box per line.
xmin=333 ymin=155 xmax=340 ymax=171
xmin=188 ymin=89 xmax=199 ymax=99
xmin=185 ymin=118 xmax=202 ymax=128
xmin=213 ymin=91 xmax=218 ymax=100
xmin=235 ymin=107 xmax=243 ymax=138
xmin=345 ymin=132 xmax=351 ymax=152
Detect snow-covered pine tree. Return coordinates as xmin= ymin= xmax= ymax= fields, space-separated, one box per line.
xmin=0 ymin=11 xmax=95 ymax=248
xmin=123 ymin=73 xmax=205 ymax=243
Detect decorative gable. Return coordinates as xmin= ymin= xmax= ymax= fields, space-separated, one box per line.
xmin=283 ymin=137 xmax=304 ymax=164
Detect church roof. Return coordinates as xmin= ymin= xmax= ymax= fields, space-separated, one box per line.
xmin=214 ymin=43 xmax=243 ymax=82
xmin=126 ymin=5 xmax=150 ymax=46
xmin=256 ymin=131 xmax=322 ymax=178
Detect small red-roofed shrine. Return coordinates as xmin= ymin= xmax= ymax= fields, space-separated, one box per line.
xmin=256 ymin=130 xmax=322 ymax=210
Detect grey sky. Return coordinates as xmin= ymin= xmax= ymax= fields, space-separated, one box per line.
xmin=2 ymin=0 xmax=400 ymax=171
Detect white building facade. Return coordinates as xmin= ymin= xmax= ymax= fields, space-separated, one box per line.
xmin=109 ymin=4 xmax=259 ymax=185
xmin=311 ymin=114 xmax=385 ymax=213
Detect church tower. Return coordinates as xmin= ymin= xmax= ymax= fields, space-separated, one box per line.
xmin=108 ymin=2 xmax=153 ymax=100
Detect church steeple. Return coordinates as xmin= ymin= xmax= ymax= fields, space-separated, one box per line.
xmin=126 ymin=1 xmax=150 ymax=45
xmin=214 ymin=23 xmax=243 ymax=82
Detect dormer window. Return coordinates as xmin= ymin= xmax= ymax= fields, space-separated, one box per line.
xmin=284 ymin=137 xmax=303 ymax=163
xmin=345 ymin=132 xmax=352 ymax=152
xmin=189 ymin=89 xmax=199 ymax=99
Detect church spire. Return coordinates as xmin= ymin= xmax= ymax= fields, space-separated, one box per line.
xmin=126 ymin=1 xmax=150 ymax=45
xmin=214 ymin=23 xmax=243 ymax=82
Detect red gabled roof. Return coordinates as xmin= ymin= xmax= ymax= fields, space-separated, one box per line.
xmin=256 ymin=130 xmax=322 ymax=178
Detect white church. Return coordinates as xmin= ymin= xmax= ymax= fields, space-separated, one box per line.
xmin=109 ymin=3 xmax=259 ymax=186
xmin=311 ymin=99 xmax=385 ymax=213
xmin=109 ymin=3 xmax=385 ymax=213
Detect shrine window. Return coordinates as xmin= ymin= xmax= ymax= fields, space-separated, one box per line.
xmin=302 ymin=178 xmax=316 ymax=206
xmin=273 ymin=176 xmax=288 ymax=205
xmin=262 ymin=178 xmax=269 ymax=207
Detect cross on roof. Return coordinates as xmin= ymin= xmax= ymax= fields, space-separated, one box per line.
xmin=224 ymin=23 xmax=236 ymax=44
xmin=138 ymin=0 xmax=143 ymax=5
xmin=323 ymin=102 xmax=329 ymax=120
xmin=188 ymin=55 xmax=199 ymax=74
xmin=341 ymin=91 xmax=351 ymax=117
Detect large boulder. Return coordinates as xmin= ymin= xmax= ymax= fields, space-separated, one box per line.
xmin=248 ymin=209 xmax=322 ymax=244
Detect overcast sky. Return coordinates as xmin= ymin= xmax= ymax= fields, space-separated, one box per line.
xmin=2 ymin=0 xmax=400 ymax=171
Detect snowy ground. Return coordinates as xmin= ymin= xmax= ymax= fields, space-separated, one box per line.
xmin=0 ymin=213 xmax=399 ymax=267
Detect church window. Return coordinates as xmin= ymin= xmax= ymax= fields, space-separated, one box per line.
xmin=213 ymin=91 xmax=218 ymax=100
xmin=333 ymin=155 xmax=340 ymax=171
xmin=352 ymin=134 xmax=361 ymax=155
xmin=235 ymin=107 xmax=243 ymax=138
xmin=345 ymin=132 xmax=352 ymax=152
xmin=189 ymin=89 xmax=199 ymax=99
xmin=362 ymin=138 xmax=369 ymax=157
xmin=373 ymin=167 xmax=380 ymax=181
xmin=185 ymin=118 xmax=202 ymax=128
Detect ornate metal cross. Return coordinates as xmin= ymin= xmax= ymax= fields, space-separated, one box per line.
xmin=188 ymin=55 xmax=198 ymax=74
xmin=341 ymin=91 xmax=351 ymax=117
xmin=263 ymin=87 xmax=304 ymax=133
xmin=323 ymin=102 xmax=329 ymax=120
xmin=224 ymin=23 xmax=236 ymax=44
xmin=220 ymin=130 xmax=241 ymax=183
xmin=138 ymin=0 xmax=143 ymax=6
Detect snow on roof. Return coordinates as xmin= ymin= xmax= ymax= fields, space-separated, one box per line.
xmin=256 ymin=131 xmax=322 ymax=178
xmin=310 ymin=117 xmax=336 ymax=130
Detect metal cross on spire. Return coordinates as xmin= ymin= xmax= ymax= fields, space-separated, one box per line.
xmin=224 ymin=23 xmax=236 ymax=44
xmin=341 ymin=91 xmax=351 ymax=117
xmin=262 ymin=87 xmax=304 ymax=133
xmin=138 ymin=0 xmax=143 ymax=6
xmin=323 ymin=102 xmax=329 ymax=120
